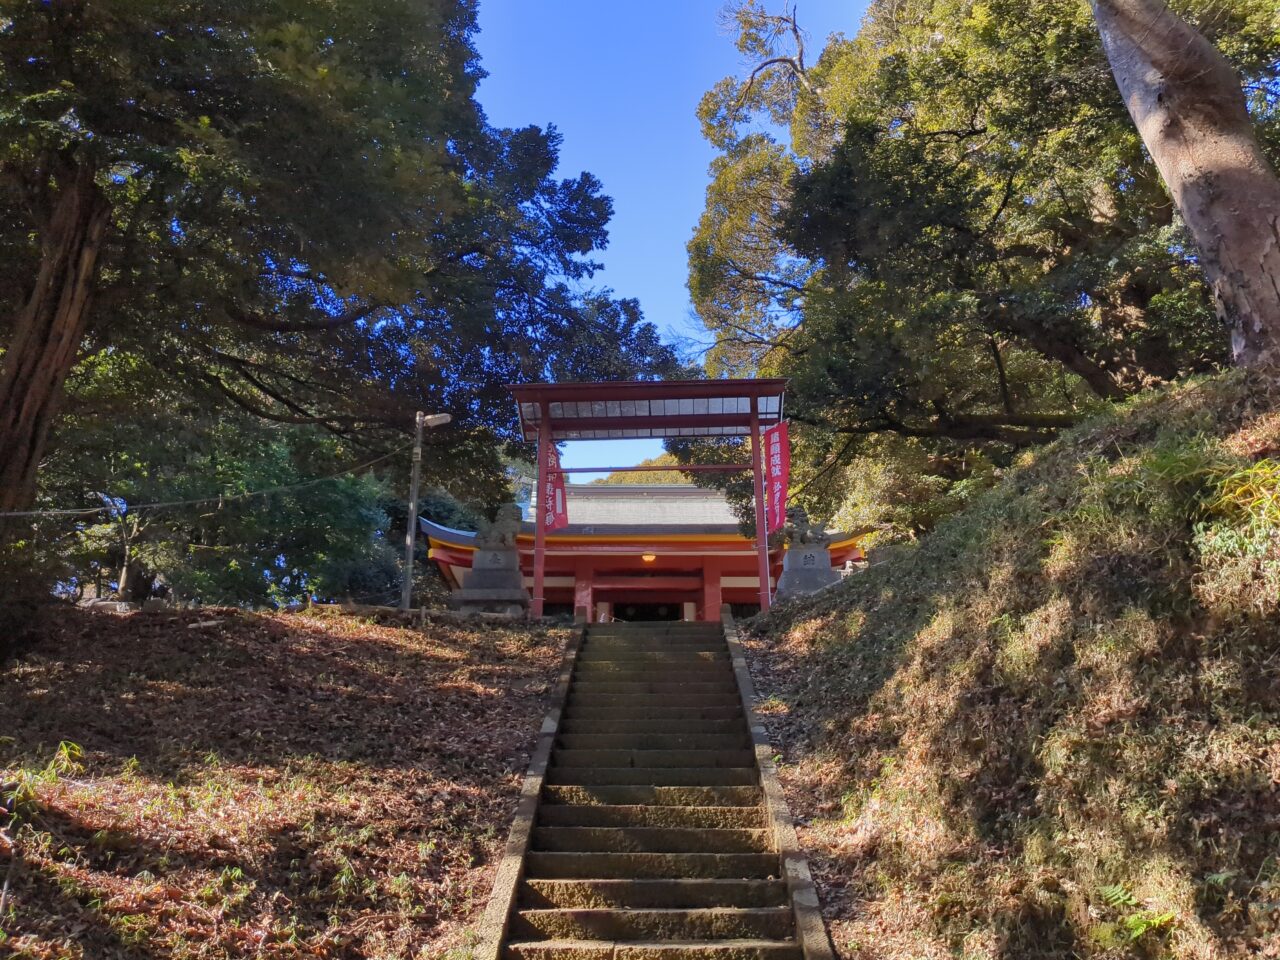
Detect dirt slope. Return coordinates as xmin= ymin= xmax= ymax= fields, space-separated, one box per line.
xmin=744 ymin=372 xmax=1280 ymax=960
xmin=0 ymin=607 xmax=567 ymax=959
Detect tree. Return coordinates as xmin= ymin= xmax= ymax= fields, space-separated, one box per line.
xmin=1090 ymin=0 xmax=1280 ymax=368
xmin=0 ymin=0 xmax=676 ymax=528
xmin=37 ymin=356 xmax=404 ymax=605
xmin=687 ymin=0 xmax=1277 ymax=528
xmin=592 ymin=453 xmax=692 ymax=485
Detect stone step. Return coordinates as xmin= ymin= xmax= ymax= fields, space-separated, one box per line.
xmin=586 ymin=625 xmax=724 ymax=634
xmin=561 ymin=705 xmax=745 ymax=723
xmin=541 ymin=785 xmax=763 ymax=808
xmin=573 ymin=666 xmax=733 ymax=677
xmin=557 ymin=733 xmax=749 ymax=752
xmin=573 ymin=664 xmax=733 ymax=679
xmin=551 ymin=749 xmax=757 ymax=769
xmin=545 ymin=767 xmax=759 ymax=787
xmin=568 ymin=681 xmax=739 ymax=696
xmin=491 ymin=623 xmax=818 ymax=960
xmin=537 ymin=804 xmax=764 ymax=830
xmin=566 ymin=692 xmax=742 ymax=709
xmin=523 ymin=851 xmax=781 ymax=880
xmin=533 ymin=826 xmax=770 ymax=854
xmin=559 ymin=718 xmax=747 ymax=736
xmin=576 ymin=654 xmax=729 ymax=666
xmin=583 ymin=627 xmax=724 ymax=635
xmin=583 ymin=647 xmax=732 ymax=655
xmin=511 ymin=906 xmax=794 ymax=942
xmin=519 ymin=878 xmax=789 ymax=910
xmin=503 ymin=941 xmax=802 ymax=959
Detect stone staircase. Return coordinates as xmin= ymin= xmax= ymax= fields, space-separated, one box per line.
xmin=488 ymin=619 xmax=829 ymax=959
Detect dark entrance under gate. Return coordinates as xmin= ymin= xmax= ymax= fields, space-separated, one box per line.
xmin=611 ymin=602 xmax=683 ymax=622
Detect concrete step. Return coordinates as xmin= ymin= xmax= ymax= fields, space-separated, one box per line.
xmin=533 ymin=827 xmax=770 ymax=854
xmin=580 ymin=642 xmax=727 ymax=650
xmin=511 ymin=906 xmax=794 ymax=942
xmin=575 ymin=670 xmax=732 ymax=679
xmin=562 ymin=705 xmax=745 ymax=723
xmin=537 ymin=805 xmax=764 ymax=830
xmin=584 ymin=630 xmax=726 ymax=640
xmin=559 ymin=718 xmax=747 ymax=736
xmin=586 ymin=625 xmax=724 ymax=635
xmin=519 ymin=878 xmax=789 ymax=910
xmin=523 ymin=851 xmax=781 ymax=880
xmin=573 ymin=664 xmax=733 ymax=679
xmin=504 ymin=941 xmax=802 ymax=959
xmin=566 ymin=692 xmax=742 ymax=709
xmin=557 ymin=733 xmax=749 ymax=751
xmin=568 ymin=681 xmax=739 ymax=696
xmin=576 ymin=651 xmax=729 ymax=663
xmin=542 ymin=785 xmax=763 ymax=808
xmin=580 ymin=641 xmax=727 ymax=652
xmin=552 ymin=749 xmax=757 ymax=769
xmin=492 ymin=623 xmax=815 ymax=960
xmin=545 ymin=767 xmax=759 ymax=787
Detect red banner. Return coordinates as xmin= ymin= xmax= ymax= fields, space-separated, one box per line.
xmin=542 ymin=441 xmax=569 ymax=531
xmin=764 ymin=421 xmax=790 ymax=533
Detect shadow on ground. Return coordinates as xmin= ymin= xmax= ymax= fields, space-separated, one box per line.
xmin=1 ymin=607 xmax=567 ymax=959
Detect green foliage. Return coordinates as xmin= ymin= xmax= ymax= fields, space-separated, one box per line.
xmin=0 ymin=0 xmax=679 ymax=601
xmin=0 ymin=0 xmax=677 ymax=541
xmin=689 ymin=0 xmax=1278 ymax=529
xmin=1209 ymin=458 xmax=1280 ymax=527
xmin=1099 ymin=884 xmax=1140 ymax=910
xmin=4 ymin=741 xmax=83 ymax=821
xmin=41 ymin=382 xmax=404 ymax=605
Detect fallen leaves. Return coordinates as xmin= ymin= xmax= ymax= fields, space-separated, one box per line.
xmin=0 ymin=606 xmax=567 ymax=958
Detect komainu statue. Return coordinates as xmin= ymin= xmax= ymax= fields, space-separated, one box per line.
xmin=448 ymin=503 xmax=530 ymax=617
xmin=475 ymin=503 xmax=522 ymax=550
xmin=775 ymin=505 xmax=840 ymax=602
xmin=782 ymin=505 xmax=831 ymax=546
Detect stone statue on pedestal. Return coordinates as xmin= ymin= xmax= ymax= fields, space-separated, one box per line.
xmin=774 ymin=506 xmax=841 ymax=602
xmin=448 ymin=504 xmax=531 ymax=617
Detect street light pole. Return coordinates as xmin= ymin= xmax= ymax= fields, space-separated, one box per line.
xmin=401 ymin=411 xmax=452 ymax=610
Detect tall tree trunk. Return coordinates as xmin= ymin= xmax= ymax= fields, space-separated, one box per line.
xmin=0 ymin=160 xmax=111 ymax=516
xmin=1090 ymin=0 xmax=1280 ymax=369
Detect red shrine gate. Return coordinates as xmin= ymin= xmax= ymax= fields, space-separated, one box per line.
xmin=509 ymin=379 xmax=787 ymax=619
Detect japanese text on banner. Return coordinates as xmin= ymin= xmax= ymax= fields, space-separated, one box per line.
xmin=543 ymin=442 xmax=568 ymax=531
xmin=763 ymin=421 xmax=790 ymax=533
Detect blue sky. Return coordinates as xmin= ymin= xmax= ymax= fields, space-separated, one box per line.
xmin=475 ymin=1 xmax=868 ymax=476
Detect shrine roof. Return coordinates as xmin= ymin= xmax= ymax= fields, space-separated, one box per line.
xmin=508 ymin=379 xmax=787 ymax=442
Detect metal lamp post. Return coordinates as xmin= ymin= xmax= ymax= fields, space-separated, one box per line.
xmin=401 ymin=411 xmax=452 ymax=610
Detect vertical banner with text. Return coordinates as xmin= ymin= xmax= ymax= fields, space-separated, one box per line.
xmin=763 ymin=420 xmax=790 ymax=534
xmin=542 ymin=441 xmax=569 ymax=531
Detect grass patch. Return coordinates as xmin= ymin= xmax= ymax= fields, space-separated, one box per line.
xmin=1 ymin=607 xmax=566 ymax=958
xmin=745 ymin=371 xmax=1280 ymax=959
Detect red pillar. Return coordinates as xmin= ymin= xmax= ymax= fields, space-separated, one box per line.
xmin=750 ymin=398 xmax=771 ymax=613
xmin=532 ymin=401 xmax=550 ymax=619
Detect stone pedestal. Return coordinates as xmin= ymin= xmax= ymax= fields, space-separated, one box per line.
xmin=774 ymin=544 xmax=840 ymax=602
xmin=449 ymin=546 xmax=530 ymax=617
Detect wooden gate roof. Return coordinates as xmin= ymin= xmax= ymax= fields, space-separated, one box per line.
xmin=508 ymin=379 xmax=787 ymax=442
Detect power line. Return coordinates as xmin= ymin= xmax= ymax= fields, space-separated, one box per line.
xmin=0 ymin=443 xmax=412 ymax=520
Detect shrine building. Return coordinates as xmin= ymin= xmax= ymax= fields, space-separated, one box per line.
xmin=422 ymin=379 xmax=865 ymax=621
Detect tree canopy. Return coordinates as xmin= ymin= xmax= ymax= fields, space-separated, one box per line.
xmin=592 ymin=453 xmax=692 ymax=485
xmin=686 ymin=0 xmax=1280 ymax=535
xmin=0 ymin=0 xmax=677 ymax=600
xmin=0 ymin=0 xmax=676 ymax=511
